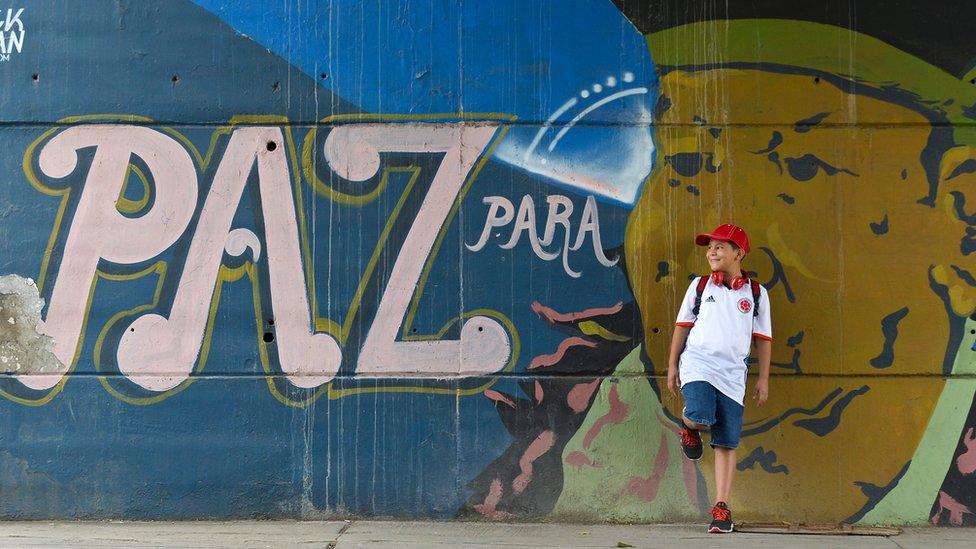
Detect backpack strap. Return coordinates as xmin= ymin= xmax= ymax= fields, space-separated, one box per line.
xmin=751 ymin=279 xmax=761 ymax=318
xmin=691 ymin=275 xmax=709 ymax=316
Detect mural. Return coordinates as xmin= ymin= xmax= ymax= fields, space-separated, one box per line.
xmin=0 ymin=0 xmax=972 ymax=525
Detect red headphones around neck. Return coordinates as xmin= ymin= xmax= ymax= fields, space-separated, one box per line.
xmin=711 ymin=271 xmax=749 ymax=290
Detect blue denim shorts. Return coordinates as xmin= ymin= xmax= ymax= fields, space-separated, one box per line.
xmin=681 ymin=381 xmax=744 ymax=449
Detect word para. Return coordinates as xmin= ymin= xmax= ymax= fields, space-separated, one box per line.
xmin=466 ymin=194 xmax=618 ymax=277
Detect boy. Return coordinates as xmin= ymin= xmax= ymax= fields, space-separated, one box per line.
xmin=667 ymin=223 xmax=772 ymax=533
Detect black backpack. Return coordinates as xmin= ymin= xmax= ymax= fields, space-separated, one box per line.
xmin=691 ymin=275 xmax=761 ymax=318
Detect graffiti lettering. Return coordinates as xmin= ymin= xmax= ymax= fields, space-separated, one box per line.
xmin=116 ymin=126 xmax=338 ymax=391
xmin=33 ymin=125 xmax=199 ymax=390
xmin=334 ymin=125 xmax=511 ymax=377
xmin=27 ymin=122 xmax=511 ymax=392
xmin=466 ymin=194 xmax=618 ymax=278
xmin=0 ymin=8 xmax=24 ymax=58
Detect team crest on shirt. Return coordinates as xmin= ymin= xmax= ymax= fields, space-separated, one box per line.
xmin=738 ymin=298 xmax=752 ymax=314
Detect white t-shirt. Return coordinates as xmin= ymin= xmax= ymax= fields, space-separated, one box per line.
xmin=674 ymin=276 xmax=772 ymax=405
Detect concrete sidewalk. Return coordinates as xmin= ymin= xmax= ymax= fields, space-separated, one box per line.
xmin=0 ymin=520 xmax=971 ymax=548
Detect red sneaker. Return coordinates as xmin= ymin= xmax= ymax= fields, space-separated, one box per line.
xmin=679 ymin=426 xmax=703 ymax=461
xmin=708 ymin=501 xmax=733 ymax=533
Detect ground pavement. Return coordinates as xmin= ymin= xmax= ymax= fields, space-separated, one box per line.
xmin=0 ymin=520 xmax=971 ymax=548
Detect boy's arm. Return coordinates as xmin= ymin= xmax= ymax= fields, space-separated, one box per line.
xmin=752 ymin=285 xmax=773 ymax=406
xmin=753 ymin=338 xmax=771 ymax=406
xmin=668 ymin=279 xmax=700 ymax=396
xmin=667 ymin=326 xmax=691 ymax=396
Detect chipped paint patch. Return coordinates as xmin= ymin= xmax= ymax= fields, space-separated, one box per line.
xmin=0 ymin=275 xmax=62 ymax=375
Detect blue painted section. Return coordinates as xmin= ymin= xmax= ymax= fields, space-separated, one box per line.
xmin=191 ymin=0 xmax=659 ymax=206
xmin=189 ymin=0 xmax=655 ymax=124
xmin=0 ymin=0 xmax=653 ymax=518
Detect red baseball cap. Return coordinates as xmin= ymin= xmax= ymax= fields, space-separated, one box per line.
xmin=695 ymin=224 xmax=751 ymax=254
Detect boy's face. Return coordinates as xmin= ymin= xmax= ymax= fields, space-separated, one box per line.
xmin=705 ymin=239 xmax=742 ymax=273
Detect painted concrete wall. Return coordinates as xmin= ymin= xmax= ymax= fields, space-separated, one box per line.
xmin=0 ymin=0 xmax=973 ymax=525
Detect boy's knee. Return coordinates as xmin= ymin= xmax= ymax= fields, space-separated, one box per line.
xmin=682 ymin=416 xmax=710 ymax=431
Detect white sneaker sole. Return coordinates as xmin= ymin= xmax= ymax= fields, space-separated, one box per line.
xmin=708 ymin=522 xmax=734 ymax=534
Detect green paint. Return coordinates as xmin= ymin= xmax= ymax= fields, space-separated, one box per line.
xmin=551 ymin=347 xmax=699 ymax=521
xmin=858 ymin=317 xmax=976 ymax=525
xmin=578 ymin=321 xmax=630 ymax=342
xmin=951 ymin=317 xmax=976 ymax=377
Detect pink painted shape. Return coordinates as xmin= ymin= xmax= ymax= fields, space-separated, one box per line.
xmin=473 ymin=478 xmax=513 ymax=518
xmin=582 ymin=385 xmax=629 ymax=450
xmin=566 ymin=451 xmax=604 ymax=471
xmin=932 ymin=490 xmax=972 ymax=526
xmin=956 ymin=428 xmax=976 ymax=475
xmin=528 ymin=337 xmax=597 ymax=370
xmin=531 ymin=300 xmax=624 ymax=323
xmin=567 ymin=379 xmax=602 ymax=413
xmin=484 ymin=390 xmax=516 ymax=408
xmin=656 ymin=412 xmax=700 ymax=507
xmin=621 ymin=432 xmax=670 ymax=502
xmin=682 ymin=452 xmax=700 ymax=510
xmin=512 ymin=430 xmax=556 ymax=495
xmin=534 ymin=381 xmax=544 ymax=404
xmin=656 ymin=412 xmax=682 ymax=435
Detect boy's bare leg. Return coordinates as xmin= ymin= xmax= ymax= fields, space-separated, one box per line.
xmin=714 ymin=447 xmax=736 ymax=503
xmin=681 ymin=416 xmax=709 ymax=431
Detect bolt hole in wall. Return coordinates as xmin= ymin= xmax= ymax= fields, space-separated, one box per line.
xmin=171 ymin=74 xmax=180 ymax=84
xmin=262 ymin=332 xmax=274 ymax=343
xmin=266 ymin=141 xmax=277 ymax=151
xmin=31 ymin=73 xmax=38 ymax=81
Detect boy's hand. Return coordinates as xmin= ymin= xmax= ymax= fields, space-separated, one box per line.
xmin=667 ymin=367 xmax=680 ymax=396
xmin=753 ymin=377 xmax=769 ymax=407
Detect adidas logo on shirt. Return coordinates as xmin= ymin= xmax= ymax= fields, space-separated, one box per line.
xmin=704 ymin=296 xmax=716 ymax=303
